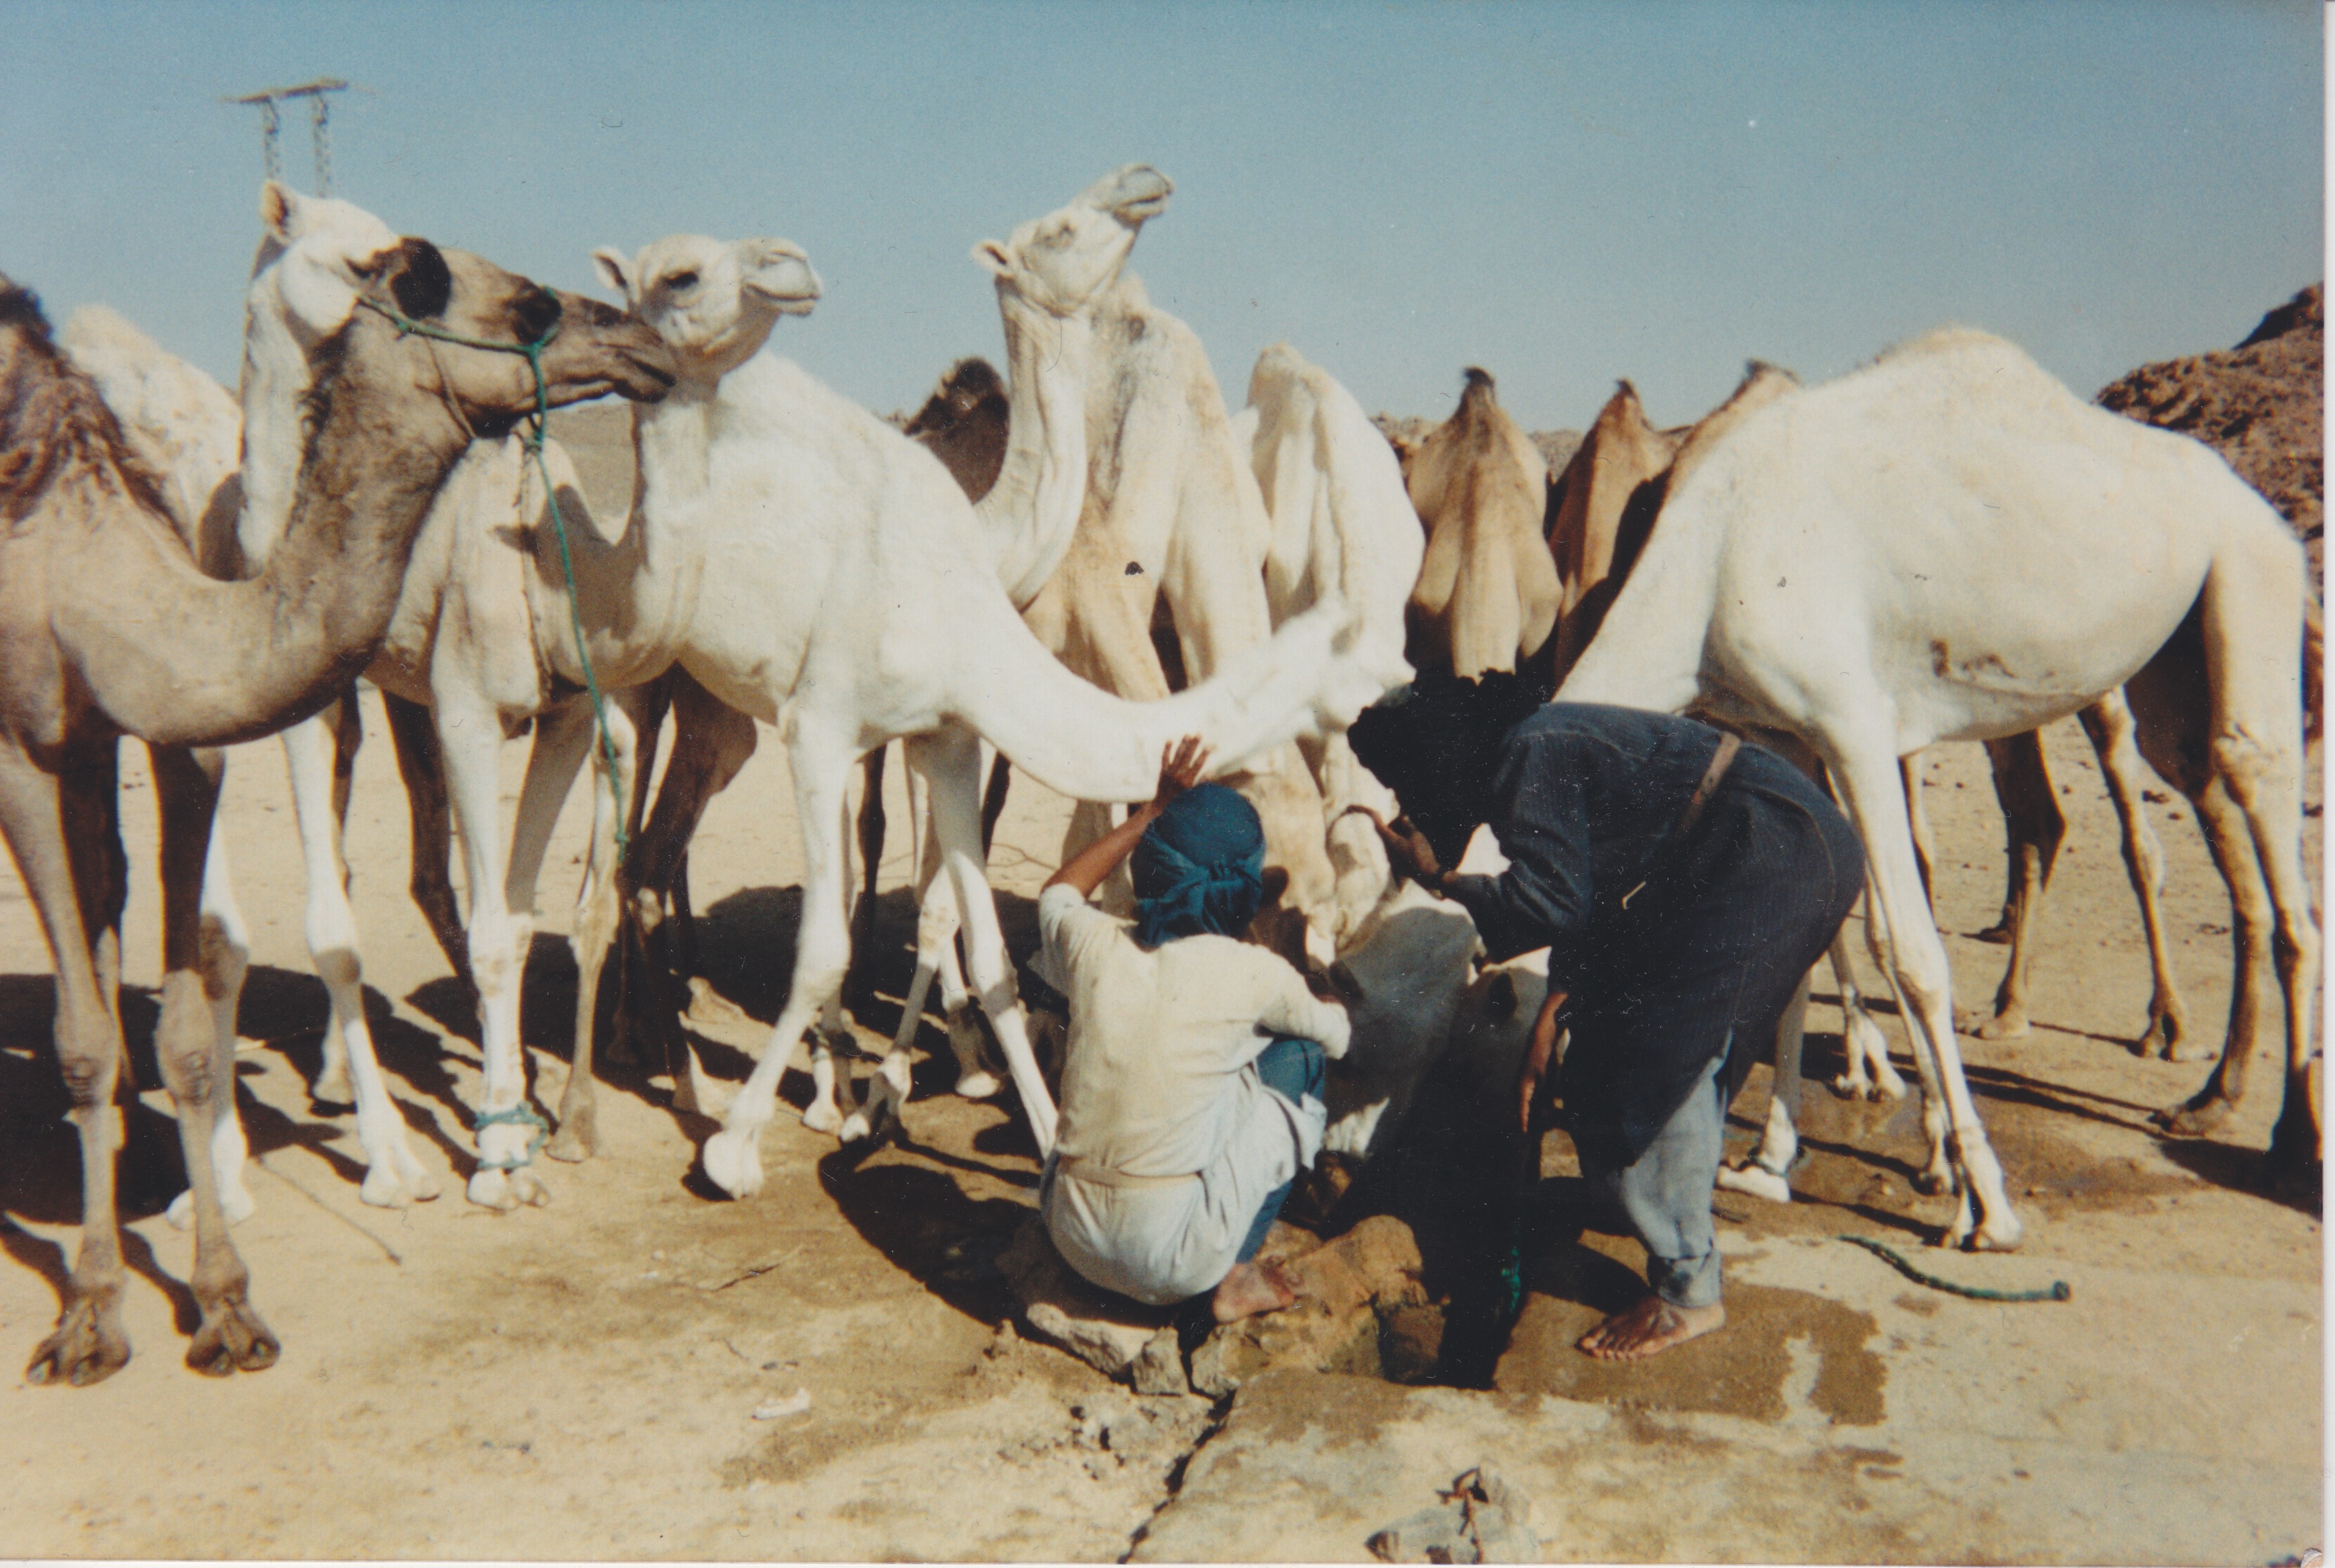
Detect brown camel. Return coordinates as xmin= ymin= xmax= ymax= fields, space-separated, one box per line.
xmin=1398 ymin=368 xmax=1560 ymax=684
xmin=0 ymin=251 xmax=672 ymax=1386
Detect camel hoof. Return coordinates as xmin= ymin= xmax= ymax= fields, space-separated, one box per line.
xmin=467 ymin=1168 xmax=523 ymax=1211
xmin=312 ymin=1063 xmax=355 ymax=1108
xmin=186 ymin=1297 xmax=279 ymax=1378
xmin=1715 ymin=1164 xmax=1792 ymax=1204
xmin=702 ymin=1129 xmax=763 ymax=1199
xmin=801 ymin=1100 xmax=844 ymax=1137
xmin=1911 ymin=1168 xmax=1955 ymax=1198
xmin=2160 ymin=1036 xmax=2215 ymax=1065
xmin=1970 ymin=924 xmax=2013 ymax=947
xmin=1963 ymin=1219 xmax=2024 ymax=1252
xmin=1829 ymin=1074 xmax=1871 ymax=1101
xmin=26 ymin=1302 xmax=130 ymax=1388
xmin=2151 ymin=1098 xmax=2231 ymax=1139
xmin=956 ymin=1070 xmax=1002 ymax=1102
xmin=358 ymin=1168 xmax=414 ymax=1209
xmin=546 ymin=1126 xmax=593 ymax=1164
xmin=165 ymin=1183 xmax=256 ymax=1231
xmin=1970 ymin=1010 xmax=2031 ymax=1042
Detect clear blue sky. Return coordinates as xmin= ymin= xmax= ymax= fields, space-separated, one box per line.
xmin=1 ymin=1 xmax=2320 ymax=431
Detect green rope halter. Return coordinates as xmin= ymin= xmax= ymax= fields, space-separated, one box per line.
xmin=1836 ymin=1233 xmax=2070 ymax=1303
xmin=355 ymin=294 xmax=629 ymax=864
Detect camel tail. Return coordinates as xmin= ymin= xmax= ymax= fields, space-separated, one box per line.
xmin=945 ymin=589 xmax=1384 ymax=805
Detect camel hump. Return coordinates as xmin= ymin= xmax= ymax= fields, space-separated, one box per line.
xmin=1667 ymin=359 xmax=1800 ymax=495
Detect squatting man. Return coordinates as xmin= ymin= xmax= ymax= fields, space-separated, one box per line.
xmin=1039 ymin=696 xmax=1862 ymax=1360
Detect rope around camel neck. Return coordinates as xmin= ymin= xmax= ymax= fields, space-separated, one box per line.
xmin=355 ymin=297 xmax=628 ymax=866
xmin=1836 ymin=1234 xmax=2071 ymax=1302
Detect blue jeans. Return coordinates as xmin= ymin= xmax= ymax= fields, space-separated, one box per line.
xmin=1235 ymin=1036 xmax=1325 ymax=1263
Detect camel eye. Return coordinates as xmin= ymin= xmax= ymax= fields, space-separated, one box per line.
xmin=349 ymin=256 xmax=384 ymax=281
xmin=664 ymin=271 xmax=698 ymax=292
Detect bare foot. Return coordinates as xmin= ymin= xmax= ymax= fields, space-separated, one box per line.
xmin=1211 ymin=1260 xmax=1300 ymax=1324
xmin=1577 ymin=1293 xmax=1725 ymax=1361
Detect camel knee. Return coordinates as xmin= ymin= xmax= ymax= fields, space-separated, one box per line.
xmin=467 ymin=916 xmax=531 ymax=1001
xmin=197 ymin=912 xmax=249 ymax=1002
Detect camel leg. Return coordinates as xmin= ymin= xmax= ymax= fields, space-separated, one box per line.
xmin=1828 ymin=736 xmax=2021 ymax=1250
xmin=981 ymin=748 xmax=1012 ymax=855
xmin=271 ymin=707 xmax=437 ymax=1209
xmin=1964 ymin=732 xmax=2062 ymax=1040
xmin=840 ymin=785 xmax=993 ymax=1144
xmin=2077 ymin=693 xmax=2194 ymax=1059
xmin=1717 ymin=971 xmax=1810 ymax=1204
xmin=2150 ymin=557 xmax=2320 ymax=1179
xmin=1828 ymin=922 xmax=1908 ymax=1100
xmin=147 ymin=744 xmax=279 ymax=1375
xmin=613 ymin=675 xmax=757 ymax=1104
xmin=380 ymin=690 xmax=470 ymax=984
xmin=904 ymin=752 xmax=994 ymax=1102
xmin=913 ymin=725 xmax=1059 ymax=1154
xmin=2150 ymin=777 xmax=2284 ymax=1135
xmin=3 ymin=744 xmax=134 ymax=1385
xmin=844 ymin=745 xmax=887 ymax=1010
xmin=548 ymin=692 xmax=644 ymax=1164
xmin=701 ymin=730 xmax=860 ymax=1196
xmin=1902 ymin=752 xmax=1936 ymax=906
xmin=802 ymin=782 xmax=863 ymax=1133
xmin=437 ymin=692 xmax=553 ymax=1209
xmin=603 ymin=679 xmax=669 ymax=1071
xmin=165 ymin=805 xmax=255 ymax=1229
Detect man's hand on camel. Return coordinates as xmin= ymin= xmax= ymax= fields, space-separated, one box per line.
xmin=1149 ymin=736 xmax=1211 ymax=817
xmin=1351 ymin=806 xmax=1446 ymax=891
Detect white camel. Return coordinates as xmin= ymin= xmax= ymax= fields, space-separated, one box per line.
xmin=1557 ymin=327 xmax=2320 ymax=1247
xmin=591 ymin=208 xmax=1383 ymax=1197
xmin=602 ymin=167 xmax=1188 ymax=1147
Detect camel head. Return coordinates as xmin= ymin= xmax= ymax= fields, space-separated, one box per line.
xmin=352 ymin=241 xmax=677 ymax=426
xmin=590 ymin=234 xmax=821 ymax=380
xmin=971 ymin=163 xmax=1172 ymax=316
xmin=252 ymin=181 xmax=403 ymax=349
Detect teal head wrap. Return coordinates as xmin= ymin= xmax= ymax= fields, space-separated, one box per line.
xmin=1131 ymin=784 xmax=1268 ymax=948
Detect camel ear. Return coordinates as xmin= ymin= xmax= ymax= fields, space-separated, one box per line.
xmin=739 ymin=240 xmax=820 ymax=315
xmin=259 ymin=181 xmax=300 ymax=241
xmin=1485 ymin=971 xmax=1518 ymax=1020
xmin=590 ymin=247 xmax=633 ymax=298
xmin=971 ymin=239 xmax=1014 ymax=278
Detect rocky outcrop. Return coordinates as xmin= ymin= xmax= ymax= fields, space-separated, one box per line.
xmin=2097 ymin=283 xmax=2323 ymax=582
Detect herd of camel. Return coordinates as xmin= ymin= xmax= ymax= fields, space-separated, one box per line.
xmin=0 ymin=163 xmax=2317 ymax=1387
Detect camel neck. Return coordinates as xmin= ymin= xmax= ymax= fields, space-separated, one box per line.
xmin=235 ymin=274 xmax=326 ymax=570
xmin=979 ymin=289 xmax=1092 ymax=609
xmin=64 ymin=313 xmax=474 ymax=747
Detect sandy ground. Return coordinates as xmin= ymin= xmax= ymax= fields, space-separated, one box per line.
xmin=0 ymin=410 xmax=2320 ymax=1559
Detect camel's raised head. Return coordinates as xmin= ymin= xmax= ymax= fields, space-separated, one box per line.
xmin=251 ymin=181 xmax=402 ymax=347
xmin=971 ymin=164 xmax=1172 ymax=316
xmin=357 ymin=241 xmax=675 ymax=422
xmin=590 ymin=234 xmax=820 ymax=378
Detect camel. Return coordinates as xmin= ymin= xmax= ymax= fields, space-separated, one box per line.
xmin=594 ymin=168 xmax=1190 ymax=1153
xmin=1553 ymin=329 xmax=2318 ymax=1248
xmin=95 ymin=185 xmax=682 ymax=1216
xmin=0 ymin=247 xmax=672 ymax=1385
xmin=1546 ymin=370 xmax=2323 ymax=1209
xmin=1397 ymin=368 xmax=1560 ymax=685
xmin=1010 ymin=259 xmax=1352 ymax=957
xmin=590 ymin=193 xmax=1383 ymax=1197
xmin=1547 ymin=390 xmax=2187 ymax=1067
